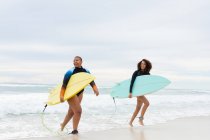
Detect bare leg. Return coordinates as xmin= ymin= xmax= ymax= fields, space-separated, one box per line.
xmin=138 ymin=96 xmax=150 ymax=126
xmin=61 ymin=108 xmax=74 ymax=131
xmin=129 ymin=97 xmax=143 ymax=127
xmin=67 ymin=95 xmax=82 ymax=131
xmin=61 ymin=94 xmax=83 ymax=131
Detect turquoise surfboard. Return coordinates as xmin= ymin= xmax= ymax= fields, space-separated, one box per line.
xmin=110 ymin=75 xmax=171 ymax=98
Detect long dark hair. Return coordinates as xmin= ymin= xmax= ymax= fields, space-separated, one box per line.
xmin=137 ymin=59 xmax=152 ymax=73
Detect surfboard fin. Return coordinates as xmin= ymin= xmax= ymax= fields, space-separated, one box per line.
xmin=42 ymin=104 xmax=48 ymax=113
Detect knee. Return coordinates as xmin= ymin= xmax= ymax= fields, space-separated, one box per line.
xmin=68 ymin=110 xmax=74 ymax=116
xmin=137 ymin=102 xmax=142 ymax=109
xmin=145 ymin=101 xmax=150 ymax=107
xmin=136 ymin=105 xmax=141 ymax=110
xmin=74 ymin=108 xmax=82 ymax=116
xmin=137 ymin=101 xmax=143 ymax=108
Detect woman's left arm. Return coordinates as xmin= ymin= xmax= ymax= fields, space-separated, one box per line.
xmin=90 ymin=81 xmax=99 ymax=96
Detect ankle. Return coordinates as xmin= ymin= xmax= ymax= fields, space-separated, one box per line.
xmin=139 ymin=116 xmax=144 ymax=120
xmin=69 ymin=129 xmax=78 ymax=135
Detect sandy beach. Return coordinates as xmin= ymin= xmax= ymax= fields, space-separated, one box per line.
xmin=19 ymin=116 xmax=210 ymax=140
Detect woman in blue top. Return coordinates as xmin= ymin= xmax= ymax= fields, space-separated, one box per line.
xmin=129 ymin=59 xmax=152 ymax=126
xmin=60 ymin=56 xmax=99 ymax=134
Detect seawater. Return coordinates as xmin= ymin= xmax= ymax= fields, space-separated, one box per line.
xmin=0 ymin=84 xmax=210 ymax=139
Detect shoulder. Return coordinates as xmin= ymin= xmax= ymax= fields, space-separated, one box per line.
xmin=65 ymin=68 xmax=75 ymax=76
xmin=83 ymin=67 xmax=91 ymax=73
xmin=133 ymin=70 xmax=138 ymax=75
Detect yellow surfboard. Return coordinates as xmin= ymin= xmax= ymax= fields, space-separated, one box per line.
xmin=47 ymin=72 xmax=95 ymax=105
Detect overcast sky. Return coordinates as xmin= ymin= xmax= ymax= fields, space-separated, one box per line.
xmin=0 ymin=0 xmax=210 ymax=89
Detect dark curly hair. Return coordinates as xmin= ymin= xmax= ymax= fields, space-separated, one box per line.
xmin=137 ymin=59 xmax=152 ymax=73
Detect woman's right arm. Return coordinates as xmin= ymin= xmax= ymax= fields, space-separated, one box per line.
xmin=129 ymin=71 xmax=138 ymax=98
xmin=60 ymin=87 xmax=66 ymax=102
xmin=60 ymin=70 xmax=72 ymax=102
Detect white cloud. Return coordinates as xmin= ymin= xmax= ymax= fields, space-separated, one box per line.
xmin=0 ymin=0 xmax=210 ymax=89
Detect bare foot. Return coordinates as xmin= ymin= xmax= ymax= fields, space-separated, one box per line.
xmin=139 ymin=120 xmax=144 ymax=126
xmin=60 ymin=123 xmax=64 ymax=131
xmin=129 ymin=122 xmax=133 ymax=127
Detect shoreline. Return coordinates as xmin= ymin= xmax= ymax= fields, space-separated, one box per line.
xmin=17 ymin=115 xmax=210 ymax=140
